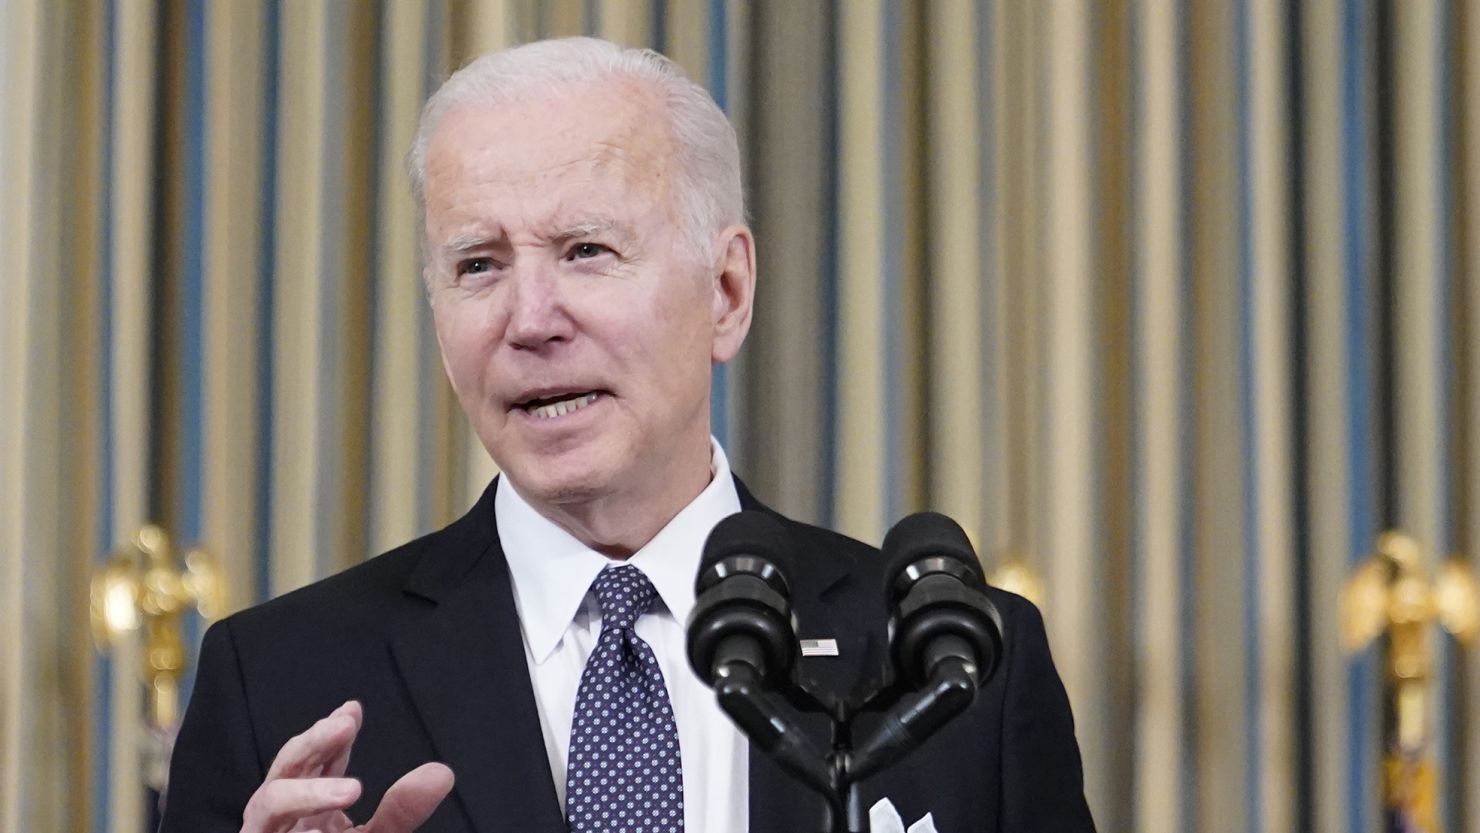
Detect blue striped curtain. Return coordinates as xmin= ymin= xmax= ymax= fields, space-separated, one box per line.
xmin=1 ymin=2 xmax=1476 ymax=833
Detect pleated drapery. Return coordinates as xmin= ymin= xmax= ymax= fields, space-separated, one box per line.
xmin=1 ymin=3 xmax=1477 ymax=833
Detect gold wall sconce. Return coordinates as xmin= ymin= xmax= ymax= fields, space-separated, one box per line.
xmin=1341 ymin=530 xmax=1479 ymax=832
xmin=90 ymin=525 xmax=225 ymax=786
xmin=987 ymin=554 xmax=1047 ymax=610
xmin=960 ymin=525 xmax=1048 ymax=610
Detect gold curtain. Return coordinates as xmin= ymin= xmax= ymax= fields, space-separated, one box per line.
xmin=2 ymin=2 xmax=1478 ymax=833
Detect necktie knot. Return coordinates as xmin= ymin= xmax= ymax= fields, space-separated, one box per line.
xmin=591 ymin=565 xmax=658 ymax=632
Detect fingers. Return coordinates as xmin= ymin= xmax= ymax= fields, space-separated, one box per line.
xmin=323 ymin=701 xmax=364 ymax=778
xmin=266 ymin=701 xmax=364 ymax=781
xmin=360 ymin=763 xmax=455 ymax=833
xmin=246 ymin=704 xmax=447 ymax=833
xmin=240 ymin=776 xmax=360 ymax=832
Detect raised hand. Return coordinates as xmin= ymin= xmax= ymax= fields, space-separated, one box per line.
xmin=239 ymin=701 xmax=455 ymax=833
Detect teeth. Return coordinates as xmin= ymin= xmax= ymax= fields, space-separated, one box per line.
xmin=528 ymin=392 xmax=599 ymax=419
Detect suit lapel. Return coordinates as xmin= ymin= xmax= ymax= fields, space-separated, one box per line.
xmin=736 ymin=480 xmax=880 ymax=833
xmin=391 ymin=481 xmax=566 ymax=833
xmin=735 ymin=477 xmax=875 ymax=701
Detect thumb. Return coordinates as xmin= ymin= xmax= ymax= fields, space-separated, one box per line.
xmin=360 ymin=762 xmax=455 ymax=833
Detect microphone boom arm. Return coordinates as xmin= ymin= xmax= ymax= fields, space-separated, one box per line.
xmin=846 ymin=646 xmax=979 ymax=782
xmin=711 ymin=650 xmax=838 ymax=802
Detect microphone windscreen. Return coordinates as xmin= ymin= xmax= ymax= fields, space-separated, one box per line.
xmin=881 ymin=512 xmax=982 ymax=584
xmin=699 ymin=510 xmax=794 ymax=580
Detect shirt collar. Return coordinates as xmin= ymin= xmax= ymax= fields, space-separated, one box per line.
xmin=496 ymin=438 xmax=742 ymax=664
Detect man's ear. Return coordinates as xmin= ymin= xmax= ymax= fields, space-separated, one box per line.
xmin=710 ymin=225 xmax=756 ymax=364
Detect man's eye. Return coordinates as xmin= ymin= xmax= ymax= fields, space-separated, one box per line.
xmin=459 ymin=257 xmax=494 ymax=275
xmin=567 ymin=242 xmax=610 ymax=261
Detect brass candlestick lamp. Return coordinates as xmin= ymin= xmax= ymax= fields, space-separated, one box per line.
xmin=91 ymin=524 xmax=225 ymax=787
xmin=1341 ymin=530 xmax=1479 ymax=833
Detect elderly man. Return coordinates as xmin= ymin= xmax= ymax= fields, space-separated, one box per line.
xmin=160 ymin=38 xmax=1093 ymax=833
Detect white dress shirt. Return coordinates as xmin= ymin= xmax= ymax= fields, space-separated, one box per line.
xmin=496 ymin=439 xmax=749 ymax=833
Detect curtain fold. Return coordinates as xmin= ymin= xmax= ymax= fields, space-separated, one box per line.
xmin=1 ymin=2 xmax=1477 ymax=832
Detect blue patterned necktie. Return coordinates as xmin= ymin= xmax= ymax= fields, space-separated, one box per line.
xmin=565 ymin=565 xmax=684 ymax=833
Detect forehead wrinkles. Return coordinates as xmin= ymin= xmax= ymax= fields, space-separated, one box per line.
xmin=439 ymin=152 xmax=672 ymax=244
xmin=425 ymin=83 xmax=686 ymax=240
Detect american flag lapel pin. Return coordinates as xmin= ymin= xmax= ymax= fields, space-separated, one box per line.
xmin=799 ymin=638 xmax=839 ymax=657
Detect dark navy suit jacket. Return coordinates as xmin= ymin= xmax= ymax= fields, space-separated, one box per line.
xmin=159 ymin=478 xmax=1096 ymax=833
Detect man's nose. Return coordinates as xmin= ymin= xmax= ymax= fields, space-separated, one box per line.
xmin=503 ymin=266 xmax=574 ymax=349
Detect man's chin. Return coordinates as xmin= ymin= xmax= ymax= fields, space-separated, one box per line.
xmin=500 ymin=461 xmax=615 ymax=510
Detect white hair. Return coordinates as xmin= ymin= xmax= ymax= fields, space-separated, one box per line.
xmin=407 ymin=37 xmax=745 ymax=262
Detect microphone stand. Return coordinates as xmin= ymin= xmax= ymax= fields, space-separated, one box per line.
xmin=713 ymin=654 xmax=979 ymax=833
xmin=824 ymin=709 xmax=862 ymax=833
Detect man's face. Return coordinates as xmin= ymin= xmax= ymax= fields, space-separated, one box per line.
xmin=421 ymin=79 xmax=750 ymax=515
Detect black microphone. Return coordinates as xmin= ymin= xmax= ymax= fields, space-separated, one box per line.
xmin=687 ymin=511 xmax=798 ymax=686
xmin=850 ymin=512 xmax=1004 ymax=781
xmin=687 ymin=511 xmax=833 ymax=797
xmin=881 ymin=512 xmax=1003 ymax=690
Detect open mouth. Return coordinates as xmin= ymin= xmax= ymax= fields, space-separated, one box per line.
xmin=516 ymin=391 xmax=604 ymax=420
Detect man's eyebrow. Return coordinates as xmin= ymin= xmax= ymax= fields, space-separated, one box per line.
xmin=440 ymin=231 xmax=506 ymax=254
xmin=437 ymin=220 xmax=635 ymax=253
xmin=546 ymin=218 xmax=630 ymax=242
